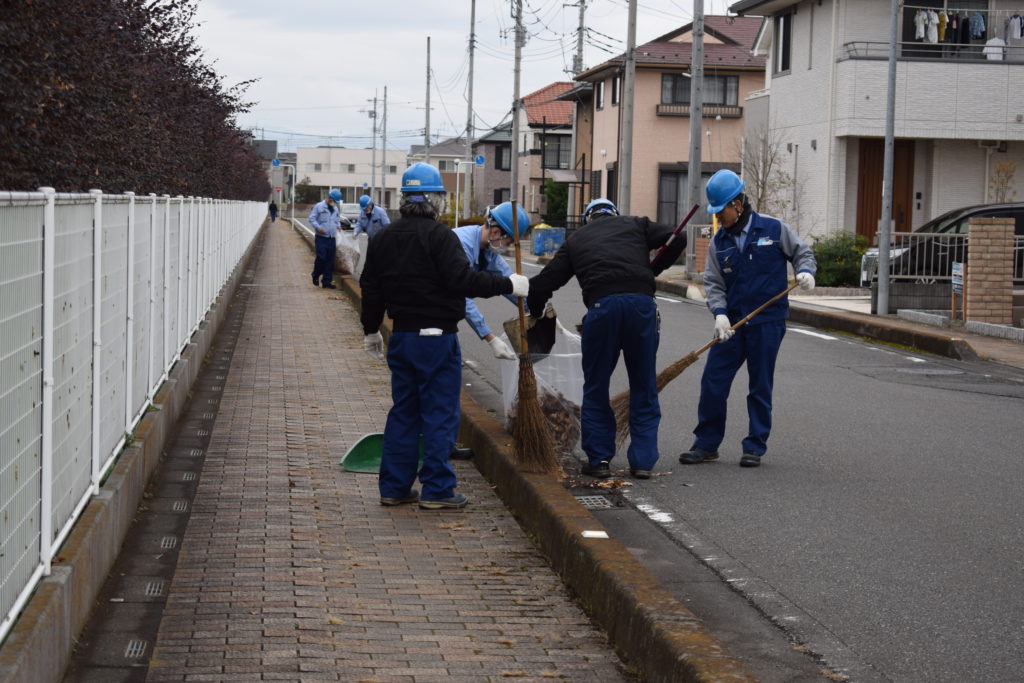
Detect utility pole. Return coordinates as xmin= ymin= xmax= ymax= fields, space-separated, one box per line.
xmin=878 ymin=0 xmax=900 ymax=315
xmin=465 ymin=0 xmax=477 ymax=217
xmin=573 ymin=0 xmax=586 ymax=75
xmin=425 ymin=36 xmax=432 ymax=165
xmin=382 ymin=86 xmax=388 ymax=207
xmin=369 ymin=93 xmax=378 ymax=201
xmin=617 ymin=0 xmax=637 ymax=214
xmin=685 ymin=0 xmax=704 ymax=224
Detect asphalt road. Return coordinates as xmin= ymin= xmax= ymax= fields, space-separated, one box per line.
xmin=457 ymin=259 xmax=1024 ymax=683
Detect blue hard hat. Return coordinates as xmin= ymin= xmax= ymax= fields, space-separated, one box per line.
xmin=705 ymin=169 xmax=745 ymax=214
xmin=486 ymin=202 xmax=530 ymax=238
xmin=329 ymin=188 xmax=343 ymax=202
xmin=358 ymin=194 xmax=372 ymax=210
xmin=401 ymin=162 xmax=445 ymax=193
xmin=582 ymin=198 xmax=619 ymax=225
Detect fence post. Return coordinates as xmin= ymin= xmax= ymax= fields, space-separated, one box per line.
xmin=89 ymin=189 xmax=103 ymax=495
xmin=148 ymin=194 xmax=157 ymax=401
xmin=38 ymin=187 xmax=56 ymax=574
xmin=163 ymin=195 xmax=171 ymax=373
xmin=176 ymin=196 xmax=185 ymax=357
xmin=125 ymin=192 xmax=135 ymax=437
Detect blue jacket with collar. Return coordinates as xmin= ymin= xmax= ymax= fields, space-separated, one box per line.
xmin=452 ymin=224 xmax=516 ymax=339
xmin=703 ymin=210 xmax=816 ymax=325
xmin=308 ymin=200 xmax=341 ymax=237
xmin=354 ymin=205 xmax=390 ymax=239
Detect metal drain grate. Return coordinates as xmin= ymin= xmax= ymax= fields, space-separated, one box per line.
xmin=144 ymin=581 xmax=165 ymax=597
xmin=215 ymin=375 xmax=225 ymax=380
xmin=575 ymin=495 xmax=613 ymax=510
xmin=207 ymin=398 xmax=218 ymax=405
xmin=202 ymin=412 xmax=215 ymax=420
xmin=160 ymin=536 xmax=177 ymax=549
xmin=124 ymin=639 xmax=147 ymax=659
xmin=195 ymin=429 xmax=209 ymax=437
xmin=182 ymin=472 xmax=197 ymax=481
xmin=172 ymin=500 xmax=188 ymax=512
xmin=210 ymin=386 xmax=221 ymax=392
xmin=189 ymin=448 xmax=203 ymax=457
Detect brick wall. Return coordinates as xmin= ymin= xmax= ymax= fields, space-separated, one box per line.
xmin=966 ymin=217 xmax=1014 ymax=324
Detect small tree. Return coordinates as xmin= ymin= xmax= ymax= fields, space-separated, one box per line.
xmin=739 ymin=124 xmax=804 ymax=232
xmin=294 ymin=177 xmax=321 ymax=204
xmin=541 ymin=179 xmax=568 ymax=225
xmin=989 ymin=161 xmax=1017 ymax=203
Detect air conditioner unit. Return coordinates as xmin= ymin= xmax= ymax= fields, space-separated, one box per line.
xmin=978 ymin=139 xmax=1008 ymax=152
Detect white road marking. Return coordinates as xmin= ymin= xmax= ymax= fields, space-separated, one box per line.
xmin=655 ymin=296 xmax=681 ymax=303
xmin=636 ymin=503 xmax=674 ymax=524
xmin=906 ymin=356 xmax=927 ymax=363
xmin=790 ymin=328 xmax=838 ymax=340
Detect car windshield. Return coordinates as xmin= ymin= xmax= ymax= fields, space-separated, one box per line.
xmin=914 ymin=208 xmax=972 ymax=235
xmin=341 ymin=204 xmax=360 ymax=214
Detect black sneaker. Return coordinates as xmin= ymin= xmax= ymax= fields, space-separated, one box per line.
xmin=630 ymin=469 xmax=652 ymax=480
xmin=678 ymin=447 xmax=719 ymax=465
xmin=311 ymin=275 xmax=320 ymax=286
xmin=322 ymin=283 xmax=337 ymax=289
xmin=419 ymin=493 xmax=469 ymax=510
xmin=739 ymin=452 xmax=762 ymax=468
xmin=581 ymin=460 xmax=611 ymax=478
xmin=450 ymin=445 xmax=473 ymax=460
xmin=380 ymin=488 xmax=419 ymax=506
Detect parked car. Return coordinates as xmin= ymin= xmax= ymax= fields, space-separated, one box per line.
xmin=339 ymin=203 xmax=362 ymax=229
xmin=861 ymin=203 xmax=1024 ymax=286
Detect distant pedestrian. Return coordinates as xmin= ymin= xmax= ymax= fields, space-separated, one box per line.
xmin=360 ymin=163 xmax=529 ymax=510
xmin=354 ymin=194 xmax=390 ymax=240
xmin=678 ymin=169 xmax=816 ymax=469
xmin=268 ymin=200 xmax=278 ymax=223
xmin=309 ymin=189 xmax=343 ymax=289
xmin=526 ymin=198 xmax=686 ymax=480
xmin=451 ymin=201 xmax=531 ymax=361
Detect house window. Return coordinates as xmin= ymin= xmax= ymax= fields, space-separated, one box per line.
xmin=493 ymin=188 xmax=511 ymax=204
xmin=591 ymin=170 xmax=601 ymax=201
xmin=387 ymin=165 xmax=397 ymax=174
xmin=542 ymin=135 xmax=571 ymax=170
xmin=661 ymin=74 xmax=738 ymax=106
xmin=612 ymin=76 xmax=620 ymax=105
xmin=307 ymin=163 xmax=322 ymax=172
xmin=595 ymin=80 xmax=605 ymax=110
xmin=346 ymin=164 xmax=356 ymax=173
xmin=775 ymin=13 xmax=792 ymax=74
xmin=495 ymin=144 xmax=511 ymax=171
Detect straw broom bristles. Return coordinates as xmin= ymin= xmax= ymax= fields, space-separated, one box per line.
xmin=512 ymin=351 xmax=560 ymax=473
xmin=612 ymin=283 xmax=799 ymax=449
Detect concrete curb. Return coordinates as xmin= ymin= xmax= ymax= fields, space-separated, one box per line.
xmin=301 ymin=228 xmax=755 ymax=682
xmin=0 ymin=223 xmax=267 ymax=683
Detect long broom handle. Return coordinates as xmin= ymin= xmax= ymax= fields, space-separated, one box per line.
xmin=650 ymin=203 xmax=700 ymax=271
xmin=511 ymin=199 xmax=529 ymax=354
xmin=700 ymin=281 xmax=800 ymax=352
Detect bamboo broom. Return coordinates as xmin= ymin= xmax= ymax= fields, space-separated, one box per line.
xmin=611 ymin=282 xmax=799 ymax=448
xmin=508 ymin=1 xmax=557 ymax=474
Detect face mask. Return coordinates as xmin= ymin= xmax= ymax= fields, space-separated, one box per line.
xmin=489 ymin=243 xmax=509 ymax=256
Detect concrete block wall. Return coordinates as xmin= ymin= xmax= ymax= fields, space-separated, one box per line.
xmin=966 ymin=217 xmax=1015 ymax=324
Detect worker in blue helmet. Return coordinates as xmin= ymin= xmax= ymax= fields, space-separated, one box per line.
xmin=360 ymin=162 xmax=530 ymax=509
xmin=354 ymin=194 xmax=390 ymax=240
xmin=526 ymin=197 xmax=687 ymax=480
xmin=451 ymin=202 xmax=531 ymax=361
xmin=308 ymin=188 xmax=344 ymax=289
xmin=679 ymin=169 xmax=816 ymax=469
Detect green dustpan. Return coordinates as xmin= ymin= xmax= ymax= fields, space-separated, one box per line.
xmin=340 ymin=433 xmax=425 ymax=473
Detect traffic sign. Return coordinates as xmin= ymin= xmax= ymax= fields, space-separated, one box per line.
xmin=275 ymin=186 xmax=282 ymax=192
xmin=363 ymin=182 xmax=368 ymax=188
xmin=272 ymin=159 xmax=280 ymax=166
xmin=475 ymin=155 xmax=485 ymax=165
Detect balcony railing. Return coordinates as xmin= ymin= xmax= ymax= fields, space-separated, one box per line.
xmin=843 ymin=40 xmax=1024 ymax=63
xmin=656 ymin=103 xmax=743 ymax=118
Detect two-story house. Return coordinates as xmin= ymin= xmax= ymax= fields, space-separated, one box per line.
xmin=731 ymin=0 xmax=1024 ymax=242
xmin=574 ymin=16 xmax=766 ymax=226
xmin=296 ymin=146 xmax=405 ymax=208
xmin=472 ymin=122 xmax=513 ymax=212
xmin=407 ymin=137 xmax=475 ymax=217
xmin=514 ymin=82 xmax=576 ymax=224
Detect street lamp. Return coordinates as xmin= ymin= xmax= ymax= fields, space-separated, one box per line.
xmin=454 ymin=155 xmax=485 ymax=225
xmin=273 ymin=159 xmax=297 ymax=223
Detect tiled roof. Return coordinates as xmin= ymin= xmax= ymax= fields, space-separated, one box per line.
xmin=522 ymin=82 xmax=575 ymax=126
xmin=580 ymin=15 xmax=765 ymax=76
xmin=409 ymin=138 xmax=468 ymax=157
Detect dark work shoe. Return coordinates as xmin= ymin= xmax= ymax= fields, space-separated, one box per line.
xmin=630 ymin=469 xmax=651 ymax=480
xmin=581 ymin=460 xmax=611 ymax=479
xmin=740 ymin=452 xmax=762 ymax=468
xmin=419 ymin=493 xmax=469 ymax=510
xmin=322 ymin=283 xmax=337 ymax=289
xmin=450 ymin=445 xmax=474 ymax=460
xmin=678 ymin=447 xmax=719 ymax=465
xmin=311 ymin=275 xmax=319 ymax=286
xmin=380 ymin=488 xmax=419 ymax=506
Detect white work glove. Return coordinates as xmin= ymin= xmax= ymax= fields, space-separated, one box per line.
xmin=796 ymin=272 xmax=815 ymax=292
xmin=488 ymin=336 xmax=517 ymax=360
xmin=508 ymin=273 xmax=529 ymax=298
xmin=363 ymin=332 xmax=384 ymax=360
xmin=714 ymin=314 xmax=735 ymax=342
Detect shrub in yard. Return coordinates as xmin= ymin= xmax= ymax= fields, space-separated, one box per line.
xmin=811 ymin=232 xmax=868 ymax=287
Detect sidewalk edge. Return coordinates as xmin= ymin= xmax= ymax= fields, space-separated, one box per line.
xmin=0 ymin=223 xmax=267 ymax=683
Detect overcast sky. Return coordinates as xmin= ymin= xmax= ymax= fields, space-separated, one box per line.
xmin=193 ymin=0 xmax=733 ymax=154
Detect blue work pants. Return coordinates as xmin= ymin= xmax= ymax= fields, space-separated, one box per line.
xmin=380 ymin=332 xmax=462 ymax=501
xmin=693 ymin=320 xmax=786 ymax=455
xmin=312 ymin=234 xmax=336 ymax=285
xmin=580 ymin=294 xmax=661 ymax=470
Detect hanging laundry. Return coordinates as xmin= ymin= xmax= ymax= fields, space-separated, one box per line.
xmin=983 ymin=36 xmax=1006 ymax=60
xmin=914 ymin=9 xmax=927 ymax=41
xmin=1011 ymin=14 xmax=1023 ymax=41
xmin=938 ymin=11 xmax=948 ymax=42
xmin=969 ymin=12 xmax=986 ymax=40
xmin=926 ymin=10 xmax=940 ymax=44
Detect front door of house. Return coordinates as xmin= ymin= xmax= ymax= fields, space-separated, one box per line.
xmin=857 ymin=138 xmax=915 ymax=244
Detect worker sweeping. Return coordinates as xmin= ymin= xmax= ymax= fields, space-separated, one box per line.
xmin=679 ymin=169 xmax=816 ymax=469
xmin=452 ymin=201 xmax=531 ymax=361
xmin=360 ymin=162 xmax=529 ymax=509
xmin=526 ymin=199 xmax=686 ymax=480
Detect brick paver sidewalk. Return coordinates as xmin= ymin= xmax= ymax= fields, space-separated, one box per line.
xmin=146 ymin=222 xmax=632 ymax=682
